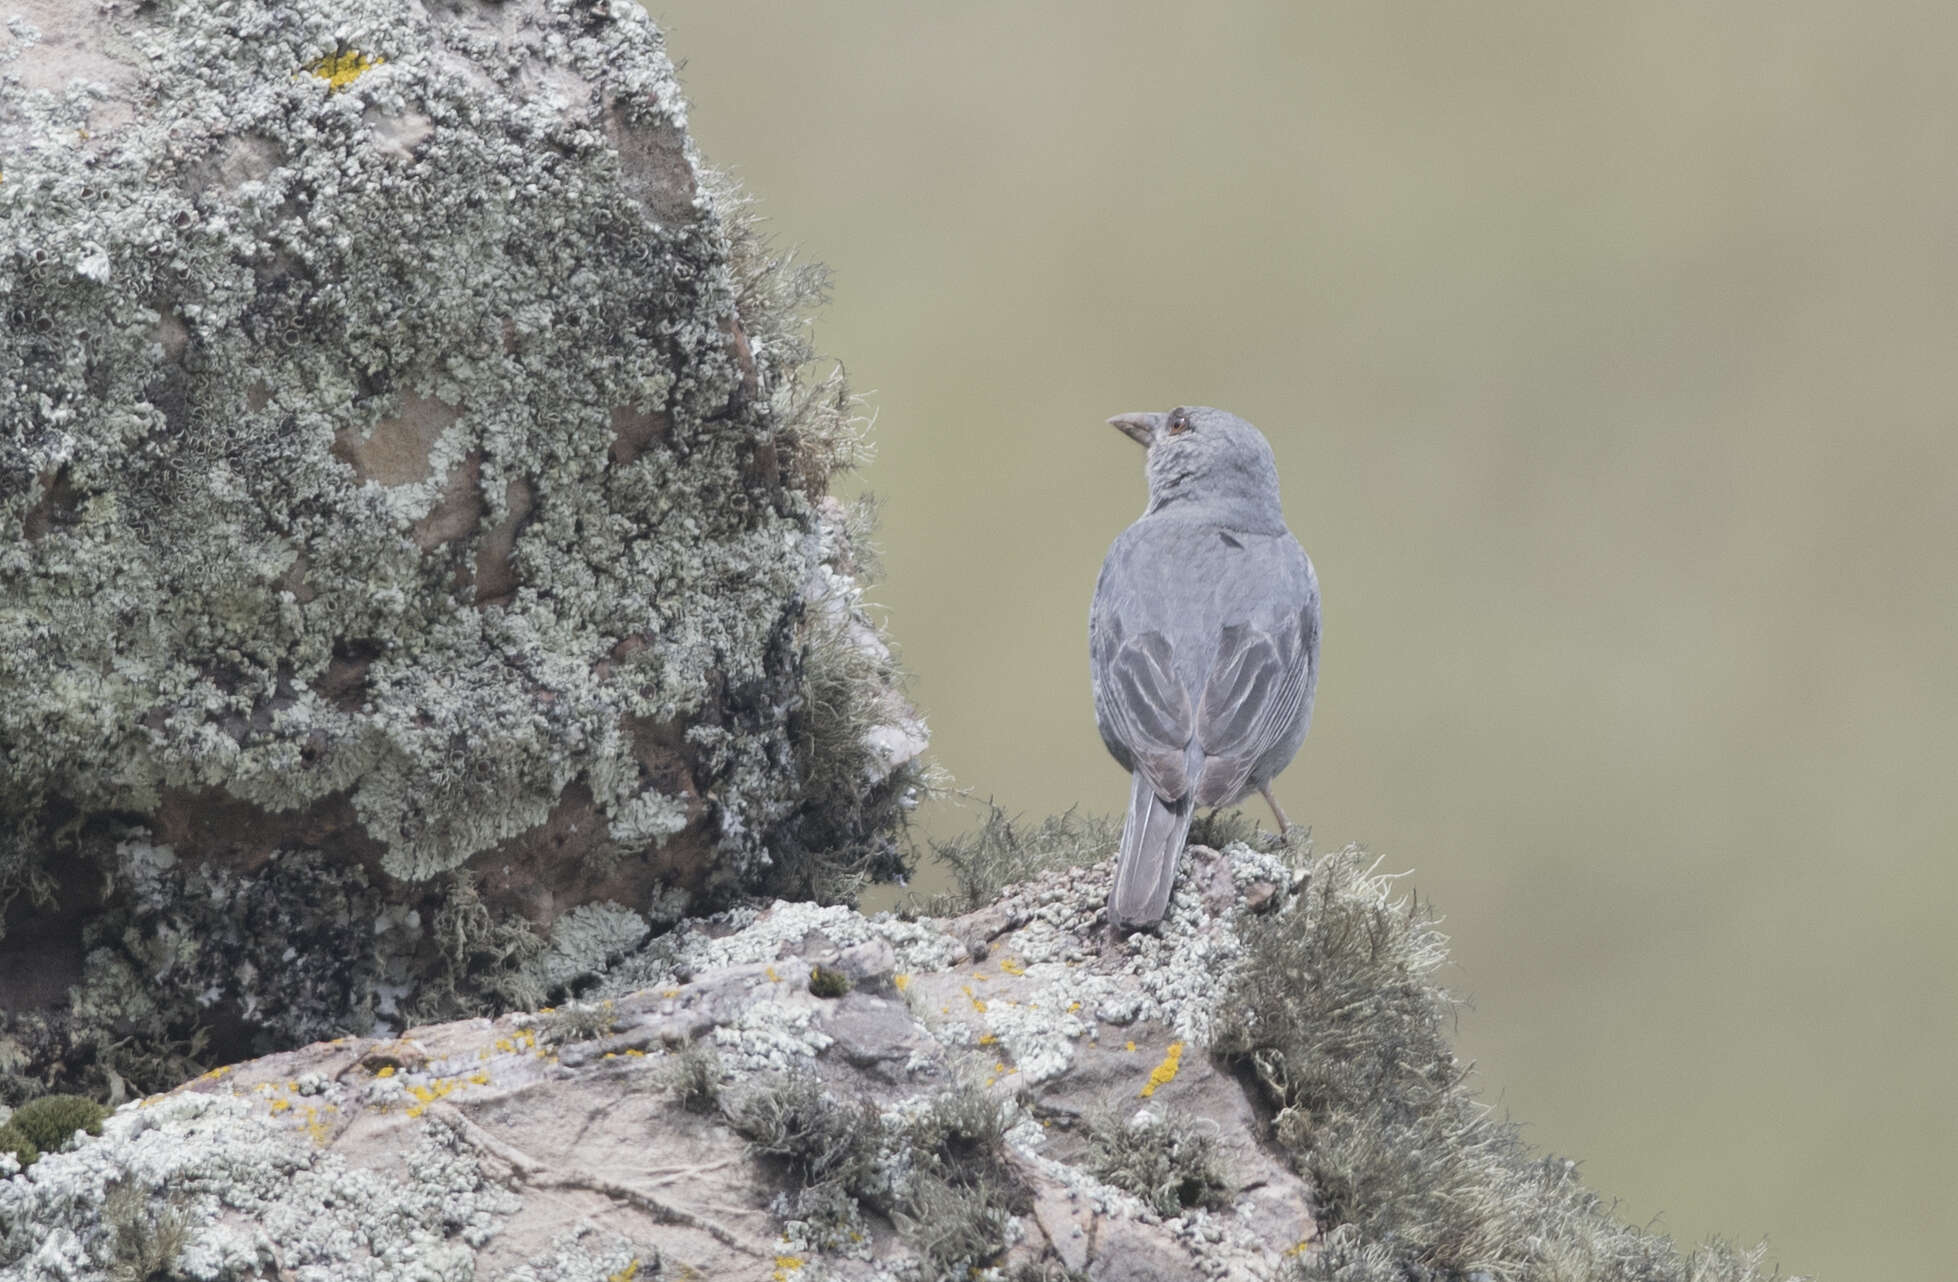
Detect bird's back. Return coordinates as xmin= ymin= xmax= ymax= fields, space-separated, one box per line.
xmin=1091 ymin=509 xmax=1317 ymax=787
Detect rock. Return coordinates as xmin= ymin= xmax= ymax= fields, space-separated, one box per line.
xmin=0 ymin=0 xmax=919 ymax=1092
xmin=0 ymin=844 xmax=1317 ymax=1281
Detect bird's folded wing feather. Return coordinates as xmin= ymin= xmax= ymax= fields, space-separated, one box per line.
xmin=1193 ymin=614 xmax=1312 ymax=807
xmin=1101 ymin=630 xmax=1193 ymax=802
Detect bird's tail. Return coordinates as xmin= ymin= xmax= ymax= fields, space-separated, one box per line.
xmin=1109 ymin=771 xmax=1194 ymax=930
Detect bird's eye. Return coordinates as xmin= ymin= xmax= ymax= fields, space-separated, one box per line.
xmin=1168 ymin=411 xmax=1191 ymax=435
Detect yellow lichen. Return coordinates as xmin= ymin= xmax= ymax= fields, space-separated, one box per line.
xmin=893 ymin=973 xmax=910 ymax=992
xmin=1124 ymin=1040 xmax=1137 ymax=1053
xmin=608 ymin=1260 xmax=639 ymax=1282
xmin=268 ymin=1097 xmax=291 ymax=1114
xmin=998 ymin=957 xmax=1026 ymax=975
xmin=404 ymin=1077 xmax=463 ymax=1117
xmin=772 ymin=1257 xmax=805 ymax=1280
xmin=1139 ymin=1040 xmax=1185 ymax=1097
xmin=961 ymin=984 xmax=987 ymax=1013
xmin=300 ymin=1104 xmax=334 ymax=1148
xmin=307 ymin=50 xmax=385 ymax=93
xmin=375 ymin=1065 xmax=395 ymax=1078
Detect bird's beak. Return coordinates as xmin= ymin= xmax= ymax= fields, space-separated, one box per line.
xmin=1107 ymin=412 xmax=1161 ymax=447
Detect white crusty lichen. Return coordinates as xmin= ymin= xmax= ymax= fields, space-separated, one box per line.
xmin=0 ymin=0 xmax=883 ymax=901
xmin=0 ymin=1092 xmax=520 ymax=1280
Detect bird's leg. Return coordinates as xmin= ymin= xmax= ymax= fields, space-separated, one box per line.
xmin=1257 ymin=782 xmax=1294 ymax=836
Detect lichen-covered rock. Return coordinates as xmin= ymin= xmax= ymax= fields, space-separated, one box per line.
xmin=0 ymin=843 xmax=1314 ymax=1282
xmin=0 ymin=0 xmax=922 ymax=1088
xmin=0 ymin=836 xmax=1804 ymax=1282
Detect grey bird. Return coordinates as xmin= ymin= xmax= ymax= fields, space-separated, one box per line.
xmin=1090 ymin=405 xmax=1320 ymax=930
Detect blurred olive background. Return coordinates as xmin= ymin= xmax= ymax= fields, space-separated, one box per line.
xmin=647 ymin=3 xmax=1955 ymax=1276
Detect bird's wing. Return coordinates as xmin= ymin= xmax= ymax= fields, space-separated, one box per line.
xmin=1192 ymin=604 xmax=1315 ymax=807
xmin=1098 ymin=629 xmax=1194 ymax=803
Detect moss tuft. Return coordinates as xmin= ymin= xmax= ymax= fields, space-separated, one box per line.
xmin=1216 ymin=845 xmax=1800 ymax=1282
xmin=0 ymin=1121 xmax=39 ymax=1170
xmin=806 ymin=965 xmax=850 ymax=999
xmin=103 ymin=1179 xmax=191 ymax=1282
xmin=907 ymin=802 xmax=1118 ymax=916
xmin=1081 ymin=1105 xmax=1231 ymax=1218
xmin=730 ymin=1072 xmax=884 ymax=1195
xmin=534 ymin=1002 xmax=618 ymax=1047
xmin=890 ymin=1083 xmax=1027 ymax=1275
xmin=8 ymin=1092 xmax=106 ymax=1157
xmin=660 ymin=1043 xmax=725 ymax=1115
xmin=1187 ymin=807 xmax=1273 ymax=852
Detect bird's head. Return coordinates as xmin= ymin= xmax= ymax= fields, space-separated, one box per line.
xmin=1107 ymin=405 xmax=1285 ymax=529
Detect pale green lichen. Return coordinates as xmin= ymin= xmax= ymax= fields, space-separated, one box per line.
xmin=0 ymin=0 xmax=921 ymax=1092
xmin=526 ymin=902 xmax=650 ymax=998
xmin=0 ymin=0 xmax=902 ymax=890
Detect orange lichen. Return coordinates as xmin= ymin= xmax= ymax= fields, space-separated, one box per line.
xmin=1139 ymin=1040 xmax=1185 ymax=1097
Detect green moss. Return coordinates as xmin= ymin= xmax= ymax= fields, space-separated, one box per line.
xmin=0 ymin=1120 xmax=40 ymax=1170
xmin=806 ymin=964 xmax=850 ymax=998
xmin=1 ymin=1093 xmax=105 ymax=1168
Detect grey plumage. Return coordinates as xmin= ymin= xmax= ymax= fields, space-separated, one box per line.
xmin=1090 ymin=406 xmax=1319 ymax=929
